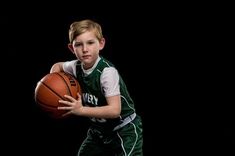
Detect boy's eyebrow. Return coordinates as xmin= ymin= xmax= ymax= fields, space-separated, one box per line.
xmin=75 ymin=39 xmax=96 ymax=43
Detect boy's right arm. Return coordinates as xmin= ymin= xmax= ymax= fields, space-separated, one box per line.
xmin=50 ymin=62 xmax=64 ymax=73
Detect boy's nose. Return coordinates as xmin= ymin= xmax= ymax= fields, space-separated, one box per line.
xmin=82 ymin=45 xmax=88 ymax=52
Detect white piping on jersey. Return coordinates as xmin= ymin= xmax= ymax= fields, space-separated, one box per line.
xmin=99 ymin=59 xmax=135 ymax=117
xmin=98 ymin=58 xmax=112 ymax=75
xmin=117 ymin=122 xmax=138 ymax=156
xmin=101 ymin=59 xmax=135 ymax=113
xmin=77 ymin=129 xmax=92 ymax=155
xmin=121 ymin=95 xmax=135 ymax=112
xmin=102 ymin=59 xmax=111 ymax=67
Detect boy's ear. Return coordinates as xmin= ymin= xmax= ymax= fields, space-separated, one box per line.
xmin=68 ymin=44 xmax=74 ymax=53
xmin=99 ymin=38 xmax=105 ymax=50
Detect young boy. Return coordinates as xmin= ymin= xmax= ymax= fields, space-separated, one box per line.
xmin=50 ymin=19 xmax=143 ymax=156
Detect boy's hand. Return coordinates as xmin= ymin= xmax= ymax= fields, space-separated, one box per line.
xmin=58 ymin=93 xmax=83 ymax=116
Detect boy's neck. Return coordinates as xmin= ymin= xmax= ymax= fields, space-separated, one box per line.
xmin=82 ymin=56 xmax=101 ymax=76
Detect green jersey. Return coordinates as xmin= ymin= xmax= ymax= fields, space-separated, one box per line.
xmin=73 ymin=57 xmax=135 ymax=130
xmin=64 ymin=56 xmax=143 ymax=155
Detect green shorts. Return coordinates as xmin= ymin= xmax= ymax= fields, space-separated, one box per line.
xmin=77 ymin=115 xmax=143 ymax=156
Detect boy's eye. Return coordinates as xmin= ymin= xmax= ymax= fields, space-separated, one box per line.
xmin=88 ymin=41 xmax=94 ymax=45
xmin=74 ymin=43 xmax=82 ymax=47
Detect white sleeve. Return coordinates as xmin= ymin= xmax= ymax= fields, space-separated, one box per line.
xmin=100 ymin=67 xmax=120 ymax=97
xmin=62 ymin=60 xmax=78 ymax=77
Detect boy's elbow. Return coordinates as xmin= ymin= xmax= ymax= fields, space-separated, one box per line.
xmin=111 ymin=108 xmax=121 ymax=118
xmin=50 ymin=62 xmax=64 ymax=73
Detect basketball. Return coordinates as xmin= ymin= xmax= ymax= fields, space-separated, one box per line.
xmin=34 ymin=72 xmax=81 ymax=119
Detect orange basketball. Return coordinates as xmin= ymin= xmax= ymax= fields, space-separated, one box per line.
xmin=34 ymin=72 xmax=81 ymax=119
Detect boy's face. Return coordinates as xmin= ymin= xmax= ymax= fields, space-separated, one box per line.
xmin=69 ymin=30 xmax=105 ymax=69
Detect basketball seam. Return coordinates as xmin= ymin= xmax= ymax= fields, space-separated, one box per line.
xmin=36 ymin=99 xmax=58 ymax=108
xmin=40 ymin=81 xmax=65 ymax=100
xmin=56 ymin=72 xmax=73 ymax=96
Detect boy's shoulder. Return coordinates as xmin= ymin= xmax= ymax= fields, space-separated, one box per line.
xmin=100 ymin=56 xmax=115 ymax=67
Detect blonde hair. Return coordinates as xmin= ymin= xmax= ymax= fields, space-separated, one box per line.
xmin=69 ymin=19 xmax=103 ymax=43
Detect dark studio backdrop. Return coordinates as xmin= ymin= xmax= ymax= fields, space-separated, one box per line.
xmin=2 ymin=4 xmax=160 ymax=155
xmin=2 ymin=2 xmax=232 ymax=155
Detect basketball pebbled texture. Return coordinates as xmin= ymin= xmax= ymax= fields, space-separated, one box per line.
xmin=35 ymin=72 xmax=81 ymax=118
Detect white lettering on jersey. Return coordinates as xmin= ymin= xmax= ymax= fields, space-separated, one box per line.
xmin=82 ymin=93 xmax=107 ymax=123
xmin=82 ymin=93 xmax=98 ymax=106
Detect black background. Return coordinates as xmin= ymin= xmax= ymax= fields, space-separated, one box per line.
xmin=1 ymin=2 xmax=233 ymax=155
